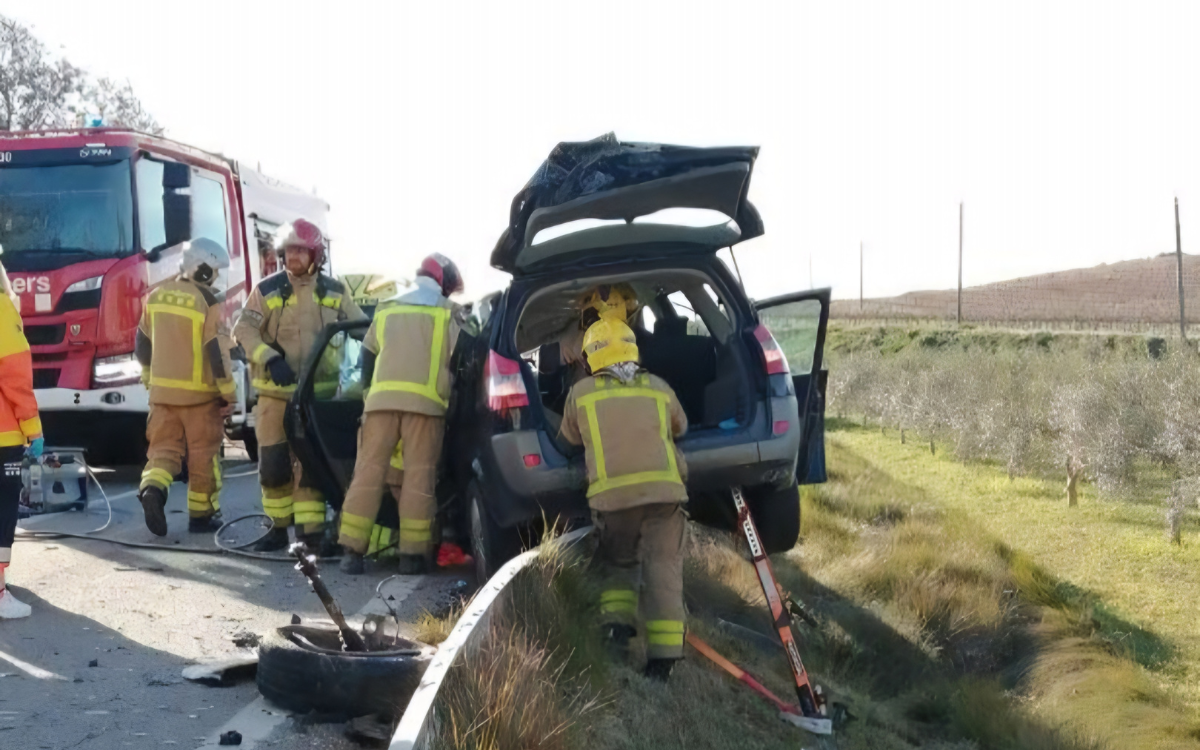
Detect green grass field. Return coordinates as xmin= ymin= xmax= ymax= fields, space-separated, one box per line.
xmin=429 ymin=415 xmax=1200 ymax=748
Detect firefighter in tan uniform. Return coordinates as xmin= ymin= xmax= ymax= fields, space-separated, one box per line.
xmin=135 ymin=238 xmax=236 ymax=536
xmin=560 ymin=316 xmax=689 ymax=682
xmin=233 ymin=220 xmax=366 ymax=551
xmin=338 ymin=254 xmax=463 ymax=575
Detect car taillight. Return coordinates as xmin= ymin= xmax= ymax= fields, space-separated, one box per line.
xmin=485 ymin=350 xmax=529 ymax=412
xmin=754 ymin=324 xmax=790 ymax=375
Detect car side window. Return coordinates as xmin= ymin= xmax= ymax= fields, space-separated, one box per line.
xmin=312 ymin=332 xmax=364 ymax=401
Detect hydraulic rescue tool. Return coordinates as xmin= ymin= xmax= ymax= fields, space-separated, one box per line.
xmin=290 ymin=542 xmax=367 ymax=652
xmin=731 ymin=487 xmax=832 ymax=735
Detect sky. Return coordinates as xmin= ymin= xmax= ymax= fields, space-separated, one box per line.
xmin=7 ymin=0 xmax=1200 ymax=301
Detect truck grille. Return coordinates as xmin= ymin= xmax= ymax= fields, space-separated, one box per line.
xmin=25 ymin=324 xmax=65 ymax=346
xmin=32 ymin=369 xmax=60 ymax=389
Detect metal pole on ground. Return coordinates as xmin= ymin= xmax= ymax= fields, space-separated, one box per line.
xmin=957 ymin=202 xmax=963 ymax=325
xmin=1176 ymin=197 xmax=1186 ymax=342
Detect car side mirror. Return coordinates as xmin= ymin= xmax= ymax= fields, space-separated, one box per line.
xmin=163 ymin=162 xmax=192 ymax=248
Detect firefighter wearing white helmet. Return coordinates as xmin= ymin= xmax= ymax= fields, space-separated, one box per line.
xmin=234 ymin=219 xmax=366 ymax=552
xmin=338 ymin=253 xmax=464 ymax=575
xmin=135 ymin=238 xmax=236 ymax=536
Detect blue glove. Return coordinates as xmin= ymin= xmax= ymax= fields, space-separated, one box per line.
xmin=25 ymin=437 xmax=43 ymax=459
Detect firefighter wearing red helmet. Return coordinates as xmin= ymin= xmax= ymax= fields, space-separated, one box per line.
xmin=234 ymin=219 xmax=366 ymax=552
xmin=338 ymin=253 xmax=465 ymax=575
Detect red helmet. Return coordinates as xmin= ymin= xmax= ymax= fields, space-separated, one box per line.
xmin=272 ymin=219 xmax=327 ymax=269
xmin=417 ymin=253 xmax=464 ymax=296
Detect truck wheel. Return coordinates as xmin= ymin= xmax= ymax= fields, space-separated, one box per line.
xmin=242 ymin=432 xmax=258 ymax=462
xmin=747 ymin=482 xmax=801 ymax=554
xmin=467 ymin=480 xmax=521 ymax=583
xmin=256 ymin=625 xmax=433 ymax=720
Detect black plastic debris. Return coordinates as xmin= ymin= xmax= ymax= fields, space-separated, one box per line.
xmin=87 ymin=659 xmax=98 ymax=668
xmin=219 ymin=730 xmax=242 ymax=746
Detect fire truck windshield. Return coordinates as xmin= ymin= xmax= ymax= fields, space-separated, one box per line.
xmin=0 ymin=161 xmax=135 ymax=270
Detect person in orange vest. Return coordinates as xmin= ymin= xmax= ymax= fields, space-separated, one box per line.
xmin=338 ymin=254 xmax=463 ymax=575
xmin=135 ymin=238 xmax=236 ymax=536
xmin=559 ymin=316 xmax=689 ymax=681
xmin=0 ymin=256 xmax=43 ymax=619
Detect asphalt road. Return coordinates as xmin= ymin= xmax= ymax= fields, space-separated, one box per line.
xmin=0 ymin=443 xmax=466 ymax=750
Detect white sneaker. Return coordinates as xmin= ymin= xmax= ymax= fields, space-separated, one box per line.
xmin=0 ymin=589 xmax=32 ymax=619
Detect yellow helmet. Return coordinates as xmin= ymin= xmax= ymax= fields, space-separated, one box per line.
xmin=580 ymin=283 xmax=637 ymax=327
xmin=582 ymin=318 xmax=640 ymax=373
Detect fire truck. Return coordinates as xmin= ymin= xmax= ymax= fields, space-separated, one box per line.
xmin=0 ymin=128 xmax=329 ymax=463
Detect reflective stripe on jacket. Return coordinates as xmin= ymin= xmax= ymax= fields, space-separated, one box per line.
xmin=0 ymin=294 xmax=40 ymax=447
xmin=560 ymin=371 xmax=688 ymax=512
xmin=362 ymin=285 xmax=460 ymax=416
xmin=233 ymin=271 xmax=366 ymax=400
xmin=136 ymin=279 xmax=235 ymax=406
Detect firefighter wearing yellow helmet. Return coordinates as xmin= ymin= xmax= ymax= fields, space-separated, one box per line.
xmin=558 ymin=283 xmax=641 ymax=381
xmin=558 ymin=317 xmax=689 ymax=682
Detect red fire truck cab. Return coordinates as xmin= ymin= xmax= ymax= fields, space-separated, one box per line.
xmin=0 ymin=128 xmax=329 ymax=463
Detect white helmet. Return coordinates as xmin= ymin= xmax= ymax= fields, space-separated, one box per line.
xmin=179 ymin=238 xmax=230 ymax=286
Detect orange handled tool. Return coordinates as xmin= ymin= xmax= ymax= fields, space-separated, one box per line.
xmin=686 ymin=632 xmax=795 ymax=713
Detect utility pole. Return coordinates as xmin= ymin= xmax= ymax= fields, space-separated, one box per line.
xmin=859 ymin=241 xmax=864 ymax=311
xmin=957 ymin=202 xmax=963 ymax=325
xmin=1176 ymin=197 xmax=1186 ymax=341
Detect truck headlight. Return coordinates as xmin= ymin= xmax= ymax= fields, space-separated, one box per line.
xmin=66 ymin=276 xmax=103 ymax=293
xmin=93 ymin=354 xmax=141 ymax=387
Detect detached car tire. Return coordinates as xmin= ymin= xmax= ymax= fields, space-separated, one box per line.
xmin=256 ymin=625 xmax=433 ymax=720
xmin=748 ymin=482 xmax=801 ymax=554
xmin=468 ymin=480 xmax=522 ymax=583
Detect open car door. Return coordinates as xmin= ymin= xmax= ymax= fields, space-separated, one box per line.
xmin=753 ymin=288 xmax=830 ymax=485
xmin=285 ymin=320 xmax=372 ymax=507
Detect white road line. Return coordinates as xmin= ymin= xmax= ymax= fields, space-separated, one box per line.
xmin=222 ymin=469 xmax=260 ymax=479
xmin=198 ymin=696 xmax=288 ymax=749
xmin=0 ymin=648 xmax=69 ymax=681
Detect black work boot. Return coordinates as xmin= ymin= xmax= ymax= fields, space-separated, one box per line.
xmin=299 ymin=531 xmax=341 ymax=558
xmin=251 ymin=526 xmax=290 ymax=552
xmin=138 ymin=486 xmax=168 ymax=537
xmin=397 ymin=554 xmax=430 ymax=575
xmin=644 ymin=658 xmax=676 ymax=682
xmin=340 ymin=550 xmax=365 ymax=575
xmin=604 ymin=619 xmax=633 ymax=652
xmin=188 ymin=513 xmax=223 ymax=534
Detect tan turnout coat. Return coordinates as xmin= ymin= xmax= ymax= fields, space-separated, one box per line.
xmin=233 ymin=271 xmax=365 ymax=400
xmin=136 ymin=278 xmax=235 ymax=406
xmin=363 ymin=294 xmax=461 ymax=416
xmin=560 ymin=370 xmax=689 ymax=512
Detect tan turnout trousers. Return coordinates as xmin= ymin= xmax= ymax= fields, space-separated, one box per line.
xmin=141 ymin=401 xmax=224 ymax=519
xmin=339 ymin=411 xmax=443 ymax=556
xmin=593 ymin=502 xmax=687 ymax=660
xmin=255 ymin=395 xmax=326 ymax=532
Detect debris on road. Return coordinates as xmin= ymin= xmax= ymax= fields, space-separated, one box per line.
xmin=218 ymin=730 xmax=242 ymax=746
xmin=345 ymin=714 xmax=391 ymax=746
xmin=87 ymin=659 xmax=98 ymax=668
xmin=181 ymin=655 xmax=259 ymax=687
xmin=230 ymin=631 xmax=260 ymax=649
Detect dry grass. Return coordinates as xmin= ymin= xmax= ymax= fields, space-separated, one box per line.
xmin=426 ymin=420 xmax=1199 ymax=748
xmin=414 ymin=607 xmax=457 ymax=647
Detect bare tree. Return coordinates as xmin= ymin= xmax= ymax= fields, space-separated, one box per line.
xmin=0 ymin=16 xmax=84 ymax=130
xmin=0 ymin=15 xmax=160 ymax=134
xmin=81 ymin=77 xmax=162 ymax=134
